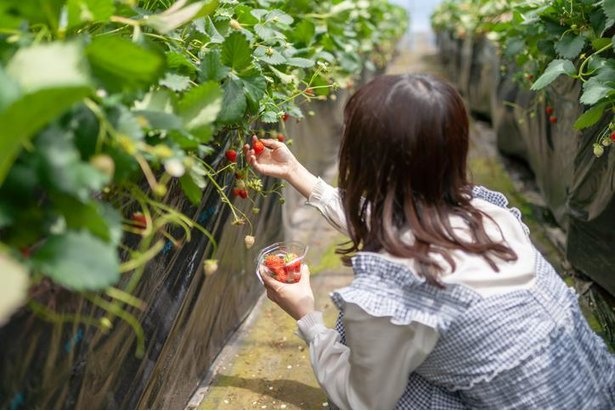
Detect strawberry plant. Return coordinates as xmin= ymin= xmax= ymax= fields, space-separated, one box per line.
xmin=432 ymin=0 xmax=615 ymax=157
xmin=0 ymin=0 xmax=408 ymax=351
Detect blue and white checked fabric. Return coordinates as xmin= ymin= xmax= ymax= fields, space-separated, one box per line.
xmin=471 ymin=185 xmax=530 ymax=235
xmin=330 ymin=186 xmax=615 ymax=409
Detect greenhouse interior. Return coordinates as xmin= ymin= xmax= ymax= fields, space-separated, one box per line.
xmin=0 ymin=0 xmax=614 ymax=409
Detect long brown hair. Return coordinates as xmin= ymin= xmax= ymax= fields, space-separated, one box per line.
xmin=337 ymin=74 xmax=517 ymax=285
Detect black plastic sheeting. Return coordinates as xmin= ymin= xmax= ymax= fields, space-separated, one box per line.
xmin=466 ymin=37 xmax=499 ymax=120
xmin=491 ymin=61 xmax=530 ymax=160
xmin=435 ymin=31 xmax=615 ymax=296
xmin=281 ymin=68 xmax=378 ymax=237
xmin=0 ymin=133 xmax=283 ymax=409
xmin=568 ymin=115 xmax=615 ymax=295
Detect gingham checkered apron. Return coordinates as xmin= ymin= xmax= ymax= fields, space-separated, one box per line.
xmin=331 ymin=186 xmax=615 ymax=409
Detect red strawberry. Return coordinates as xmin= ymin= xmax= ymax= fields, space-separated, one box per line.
xmin=273 ymin=267 xmax=288 ymax=282
xmin=610 ymin=131 xmax=615 ymax=142
xmin=549 ymin=116 xmax=558 ymax=124
xmin=286 ymin=260 xmax=301 ymax=273
xmin=232 ymin=188 xmax=248 ymax=199
xmin=545 ymin=106 xmax=554 ymax=116
xmin=287 ymin=270 xmax=300 ymax=283
xmin=225 ymin=149 xmax=237 ymax=162
xmin=265 ymin=255 xmax=284 ymax=270
xmin=253 ymin=140 xmax=265 ymax=156
xmin=277 ymin=133 xmax=285 ymax=142
xmin=131 ymin=212 xmax=147 ymax=228
xmin=281 ymin=112 xmax=289 ymax=122
xmin=284 ymin=252 xmax=301 ymax=273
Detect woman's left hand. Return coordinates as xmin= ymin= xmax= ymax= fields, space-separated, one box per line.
xmin=261 ymin=264 xmax=315 ymax=321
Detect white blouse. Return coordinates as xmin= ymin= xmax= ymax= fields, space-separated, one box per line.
xmin=297 ymin=178 xmax=536 ymax=409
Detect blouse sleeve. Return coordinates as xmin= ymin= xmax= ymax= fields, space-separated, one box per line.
xmin=297 ymin=305 xmax=439 ymax=410
xmin=306 ymin=177 xmax=349 ymax=235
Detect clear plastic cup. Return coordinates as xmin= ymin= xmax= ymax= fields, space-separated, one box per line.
xmin=255 ymin=241 xmax=308 ymax=284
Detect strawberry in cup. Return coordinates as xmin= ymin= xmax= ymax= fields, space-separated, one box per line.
xmin=256 ymin=241 xmax=308 ymax=284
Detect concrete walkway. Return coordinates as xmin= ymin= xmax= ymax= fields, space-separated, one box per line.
xmin=188 ymin=33 xmax=571 ymax=410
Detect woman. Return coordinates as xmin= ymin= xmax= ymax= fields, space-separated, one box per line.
xmin=244 ymin=74 xmax=615 ymax=409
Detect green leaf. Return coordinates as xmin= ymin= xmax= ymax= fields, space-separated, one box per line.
xmin=603 ymin=0 xmax=615 ymax=21
xmin=260 ymin=110 xmax=279 ymax=123
xmin=0 ymin=201 xmax=15 ymax=228
xmin=239 ymin=68 xmax=267 ymax=112
xmin=200 ymin=50 xmax=231 ymax=82
xmin=37 ymin=127 xmax=109 ymax=201
xmin=134 ymin=89 xmax=176 ymax=113
xmin=166 ymin=51 xmax=198 ymax=76
xmin=99 ymin=203 xmax=123 ymax=246
xmin=254 ymin=23 xmax=280 ymax=41
xmin=286 ymin=57 xmax=315 ymax=68
xmin=133 ymin=90 xmax=184 ymax=129
xmin=145 ymin=0 xmax=219 ymax=33
xmin=504 ymin=37 xmax=525 ymax=58
xmin=531 ymin=59 xmax=576 ymax=91
xmin=176 ymin=81 xmax=223 ymax=130
xmin=251 ymin=9 xmax=268 ymax=20
xmin=254 ymin=46 xmax=287 ymax=65
xmin=116 ymin=107 xmax=144 ymax=140
xmin=235 ymin=5 xmax=259 ymax=25
xmin=580 ymin=77 xmax=614 ymax=105
xmin=52 ymin=194 xmax=117 ymax=243
xmin=0 ymin=0 xmax=64 ymax=31
xmin=0 ymin=66 xmax=21 ymax=112
xmin=266 ymin=9 xmax=293 ymax=25
xmin=137 ymin=110 xmax=183 ymax=131
xmin=189 ymin=124 xmax=214 ymax=143
xmin=574 ymin=102 xmax=607 ymax=130
xmin=221 ymin=32 xmax=252 ymax=71
xmin=6 ymin=41 xmax=90 ymax=94
xmin=269 ymin=65 xmax=297 ymax=85
xmin=555 ymin=32 xmax=586 ymax=59
xmin=160 ymin=73 xmax=192 ymax=92
xmin=200 ymin=16 xmax=225 ymax=43
xmin=179 ymin=174 xmax=202 ymax=205
xmin=591 ymin=37 xmax=612 ymax=52
xmin=66 ymin=0 xmax=114 ymax=29
xmin=86 ymin=36 xmax=165 ymax=92
xmin=0 ymin=252 xmax=29 ymax=326
xmin=32 ymin=230 xmax=120 ymax=291
xmin=217 ymin=78 xmax=247 ymax=124
xmin=0 ymin=42 xmax=92 ymax=186
xmin=290 ymin=20 xmax=315 ymax=46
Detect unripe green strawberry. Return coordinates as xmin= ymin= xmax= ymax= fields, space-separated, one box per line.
xmin=229 ymin=19 xmax=242 ymax=30
xmin=203 ymin=259 xmax=218 ymax=277
xmin=90 ymin=154 xmax=115 ymax=179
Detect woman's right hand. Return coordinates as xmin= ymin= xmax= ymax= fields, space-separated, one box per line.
xmin=243 ymin=136 xmax=298 ymax=180
xmin=244 ymin=135 xmax=318 ymax=200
